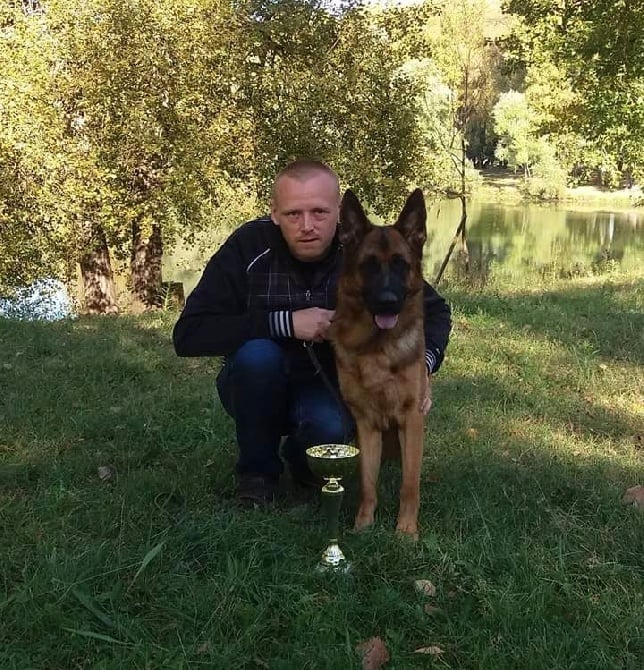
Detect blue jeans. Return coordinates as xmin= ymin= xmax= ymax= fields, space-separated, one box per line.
xmin=216 ymin=339 xmax=355 ymax=477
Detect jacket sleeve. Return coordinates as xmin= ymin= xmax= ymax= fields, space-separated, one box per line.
xmin=172 ymin=235 xmax=273 ymax=357
xmin=422 ymin=281 xmax=452 ymax=374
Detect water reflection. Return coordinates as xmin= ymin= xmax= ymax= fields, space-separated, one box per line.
xmin=423 ymin=201 xmax=644 ymax=284
xmin=162 ymin=200 xmax=643 ymax=294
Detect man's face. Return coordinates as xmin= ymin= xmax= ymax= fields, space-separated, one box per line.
xmin=271 ymin=172 xmax=340 ymax=262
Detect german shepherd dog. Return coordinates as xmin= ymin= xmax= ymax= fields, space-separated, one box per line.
xmin=330 ymin=188 xmax=429 ymax=539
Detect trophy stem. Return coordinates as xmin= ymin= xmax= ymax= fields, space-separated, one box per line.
xmin=318 ymin=477 xmax=350 ymax=572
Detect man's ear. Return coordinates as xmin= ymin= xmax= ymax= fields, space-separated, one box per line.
xmin=270 ymin=199 xmax=279 ymax=225
xmin=339 ymin=189 xmax=372 ymax=251
xmin=393 ymin=188 xmax=427 ymax=258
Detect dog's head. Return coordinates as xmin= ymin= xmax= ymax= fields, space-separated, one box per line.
xmin=338 ymin=188 xmax=426 ymax=330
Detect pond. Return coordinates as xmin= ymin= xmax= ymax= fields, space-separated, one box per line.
xmin=5 ymin=200 xmax=639 ymax=321
xmin=164 ymin=199 xmax=644 ymax=296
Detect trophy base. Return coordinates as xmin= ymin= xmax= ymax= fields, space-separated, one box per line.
xmin=316 ymin=541 xmax=352 ymax=574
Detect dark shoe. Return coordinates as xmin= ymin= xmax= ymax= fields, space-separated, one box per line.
xmin=288 ymin=461 xmax=323 ymax=490
xmin=234 ymin=474 xmax=278 ymax=507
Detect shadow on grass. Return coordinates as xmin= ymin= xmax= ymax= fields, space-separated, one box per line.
xmin=447 ymin=276 xmax=643 ymax=365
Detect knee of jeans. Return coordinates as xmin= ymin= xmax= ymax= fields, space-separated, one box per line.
xmin=300 ymin=410 xmax=354 ymax=446
xmin=232 ymin=339 xmax=286 ymax=380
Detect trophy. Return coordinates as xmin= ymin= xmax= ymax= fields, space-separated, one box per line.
xmin=305 ymin=443 xmax=360 ymax=573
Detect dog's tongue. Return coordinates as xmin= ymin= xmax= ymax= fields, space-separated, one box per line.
xmin=374 ymin=314 xmax=398 ymax=330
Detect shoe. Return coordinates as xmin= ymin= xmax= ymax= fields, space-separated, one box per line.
xmin=234 ymin=474 xmax=278 ymax=507
xmin=288 ymin=461 xmax=323 ymax=490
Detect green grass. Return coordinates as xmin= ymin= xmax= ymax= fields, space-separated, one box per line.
xmin=1 ymin=270 xmax=643 ymax=669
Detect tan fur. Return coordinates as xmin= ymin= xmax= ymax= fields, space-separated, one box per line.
xmin=330 ymin=214 xmax=429 ymax=539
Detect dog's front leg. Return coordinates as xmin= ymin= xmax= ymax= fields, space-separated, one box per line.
xmin=354 ymin=424 xmax=382 ymax=531
xmin=395 ymin=409 xmax=424 ymax=539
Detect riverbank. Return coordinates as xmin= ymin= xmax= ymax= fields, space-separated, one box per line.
xmin=477 ymin=168 xmax=643 ymax=210
xmin=1 ymin=270 xmax=642 ymax=667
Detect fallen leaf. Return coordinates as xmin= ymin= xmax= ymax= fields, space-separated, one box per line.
xmin=622 ymin=485 xmax=644 ymax=508
xmin=414 ymin=645 xmax=444 ymax=656
xmin=355 ymin=636 xmax=390 ymax=669
xmin=465 ymin=427 xmax=478 ymax=439
xmin=414 ymin=579 xmax=437 ymax=597
xmin=97 ymin=465 xmax=116 ymax=482
xmin=598 ymin=363 xmax=608 ymax=371
xmin=196 ymin=641 xmax=212 ymax=654
xmin=424 ymin=604 xmax=442 ymax=615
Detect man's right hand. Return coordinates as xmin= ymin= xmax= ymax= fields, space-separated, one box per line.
xmin=292 ymin=307 xmax=335 ymax=342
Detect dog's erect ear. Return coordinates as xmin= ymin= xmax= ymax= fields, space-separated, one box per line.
xmin=339 ymin=189 xmax=371 ymax=252
xmin=393 ymin=188 xmax=427 ymax=257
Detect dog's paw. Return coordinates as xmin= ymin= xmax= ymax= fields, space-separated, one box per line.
xmin=395 ymin=520 xmax=419 ymax=541
xmin=354 ymin=508 xmax=375 ymax=531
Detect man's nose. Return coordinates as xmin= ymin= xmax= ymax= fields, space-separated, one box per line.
xmin=300 ymin=213 xmax=315 ymax=232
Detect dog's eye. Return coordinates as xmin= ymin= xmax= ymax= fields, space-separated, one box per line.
xmin=390 ymin=255 xmax=409 ymax=274
xmin=359 ymin=256 xmax=380 ymax=275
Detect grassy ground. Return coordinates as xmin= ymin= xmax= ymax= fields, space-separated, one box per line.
xmin=1 ymin=269 xmax=643 ymax=669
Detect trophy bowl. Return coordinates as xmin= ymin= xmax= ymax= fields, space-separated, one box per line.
xmin=305 ymin=443 xmax=359 ymax=573
xmin=306 ymin=443 xmax=360 ymax=479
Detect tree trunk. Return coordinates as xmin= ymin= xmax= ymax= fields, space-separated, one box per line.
xmin=131 ymin=220 xmax=163 ymax=309
xmin=434 ymin=137 xmax=470 ymax=286
xmin=459 ymin=136 xmax=470 ymax=274
xmin=79 ymin=221 xmax=118 ymax=314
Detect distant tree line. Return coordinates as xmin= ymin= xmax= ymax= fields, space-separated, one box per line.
xmin=1 ymin=0 xmax=641 ymax=312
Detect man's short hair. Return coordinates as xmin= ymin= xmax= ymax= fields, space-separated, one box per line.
xmin=271 ymin=159 xmax=340 ymax=201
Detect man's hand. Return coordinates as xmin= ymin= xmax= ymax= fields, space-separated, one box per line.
xmin=292 ymin=307 xmax=335 ymax=342
xmin=420 ymin=373 xmax=433 ymax=415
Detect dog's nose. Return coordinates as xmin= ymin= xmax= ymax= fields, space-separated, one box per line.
xmin=377 ymin=290 xmax=399 ymax=310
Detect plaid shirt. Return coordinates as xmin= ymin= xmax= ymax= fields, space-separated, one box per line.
xmin=173 ymin=217 xmax=340 ymax=375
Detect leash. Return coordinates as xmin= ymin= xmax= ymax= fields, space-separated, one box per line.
xmin=303 ymin=341 xmax=353 ymax=445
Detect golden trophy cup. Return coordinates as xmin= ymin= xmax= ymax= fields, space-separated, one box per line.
xmin=305 ymin=443 xmax=360 ymax=573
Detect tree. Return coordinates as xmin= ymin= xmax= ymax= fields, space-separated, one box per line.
xmin=504 ymin=0 xmax=644 ymax=185
xmin=1 ymin=0 xmax=429 ymax=308
xmin=406 ymin=0 xmax=507 ymax=281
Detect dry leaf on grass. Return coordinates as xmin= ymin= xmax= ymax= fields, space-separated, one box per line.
xmin=355 ymin=636 xmax=390 ymax=669
xmin=424 ymin=604 xmax=442 ymax=615
xmin=414 ymin=579 xmax=437 ymax=597
xmin=196 ymin=641 xmax=212 ymax=654
xmin=97 ymin=465 xmax=115 ymax=482
xmin=622 ymin=485 xmax=644 ymax=508
xmin=465 ymin=427 xmax=479 ymax=439
xmin=414 ymin=646 xmax=445 ymax=656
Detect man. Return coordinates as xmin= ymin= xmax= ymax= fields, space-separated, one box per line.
xmin=173 ymin=160 xmax=452 ymax=506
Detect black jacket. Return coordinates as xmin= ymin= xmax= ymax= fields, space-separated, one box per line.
xmin=173 ymin=216 xmax=452 ymax=376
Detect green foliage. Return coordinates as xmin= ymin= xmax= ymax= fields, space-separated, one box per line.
xmin=396 ymin=0 xmax=505 ymax=196
xmin=1 ymin=0 xmax=428 ymax=293
xmin=493 ymin=91 xmax=567 ymax=198
xmin=493 ymin=90 xmax=534 ymax=171
xmin=505 ymin=0 xmax=644 ymax=185
xmin=520 ymin=139 xmax=568 ymax=200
